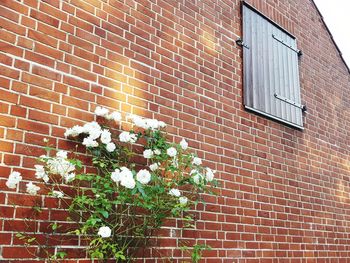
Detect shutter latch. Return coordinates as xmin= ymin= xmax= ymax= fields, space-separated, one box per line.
xmin=272 ymin=34 xmax=302 ymax=57
xmin=236 ymin=38 xmax=249 ymax=49
xmin=274 ymin=93 xmax=307 ymax=112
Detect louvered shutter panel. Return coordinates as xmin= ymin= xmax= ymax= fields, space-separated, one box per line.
xmin=243 ymin=4 xmax=303 ymax=128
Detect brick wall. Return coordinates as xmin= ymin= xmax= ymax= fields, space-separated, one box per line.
xmin=1 ymin=0 xmax=350 ymax=261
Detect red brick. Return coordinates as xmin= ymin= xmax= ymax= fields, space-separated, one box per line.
xmin=0 ymin=17 xmax=26 ymax=35
xmin=0 ymin=65 xmax=20 ymax=80
xmin=0 ymin=6 xmax=20 ymax=22
xmin=20 ymin=95 xmax=51 ymax=111
xmin=0 ymin=140 xmax=14 ymax=153
xmin=24 ymin=51 xmax=55 ymax=68
xmin=28 ymin=29 xmax=58 ymax=48
xmin=3 ymin=153 xmax=21 ymax=166
xmin=17 ymin=119 xmax=50 ymax=134
xmin=0 ymin=116 xmax=16 ymax=127
xmin=34 ymin=42 xmax=63 ymax=60
xmin=6 ymin=129 xmax=23 ymax=142
xmin=0 ymin=41 xmax=23 ymax=56
xmin=37 ymin=22 xmax=66 ymax=40
xmin=28 ymin=109 xmax=59 ymax=125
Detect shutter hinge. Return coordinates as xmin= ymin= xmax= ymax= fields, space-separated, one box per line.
xmin=272 ymin=34 xmax=302 ymax=57
xmin=274 ymin=93 xmax=307 ymax=112
xmin=236 ymin=38 xmax=249 ymax=49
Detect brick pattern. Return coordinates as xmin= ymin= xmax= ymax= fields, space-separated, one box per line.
xmin=0 ymin=0 xmax=350 ymax=262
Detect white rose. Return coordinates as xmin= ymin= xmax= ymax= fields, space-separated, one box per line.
xmin=98 ymin=226 xmax=111 ymax=238
xmin=111 ymin=168 xmax=121 ymax=183
xmin=129 ymin=115 xmax=147 ymax=129
xmin=26 ymin=182 xmax=40 ymax=195
xmin=153 ymin=149 xmax=161 ymax=155
xmin=119 ymin=131 xmax=137 ymax=143
xmin=35 ymin=165 xmax=49 ymax=183
xmin=119 ymin=131 xmax=129 ymax=142
xmin=100 ymin=129 xmax=112 ymax=144
xmin=136 ymin=169 xmax=151 ymax=184
xmin=180 ymin=139 xmax=188 ymax=150
xmin=193 ymin=174 xmax=201 ymax=184
xmin=190 ymin=169 xmax=202 ymax=184
xmin=167 ymin=147 xmax=177 ymax=157
xmin=192 ymin=157 xmax=202 ymax=165
xmin=56 ymin=150 xmax=68 ymax=159
xmin=83 ymin=137 xmax=99 ymax=147
xmin=169 ymin=188 xmax=181 ymax=197
xmin=121 ymin=176 xmax=136 ymax=189
xmin=205 ymin=167 xmax=215 ymax=182
xmin=143 ymin=149 xmax=154 ymax=159
xmin=106 ymin=111 xmax=121 ymax=122
xmin=6 ymin=171 xmax=22 ymax=189
xmin=149 ymin=163 xmax=159 ymax=171
xmin=179 ymin=196 xmax=188 ymax=205
xmin=83 ymin=121 xmax=102 ymax=140
xmin=64 ymin=125 xmax=84 ymax=137
xmin=145 ymin=119 xmax=159 ymax=130
xmin=47 ymin=158 xmax=75 ymax=177
xmin=94 ymin=106 xmax=109 ymax=117
xmin=35 ymin=165 xmax=45 ymax=176
xmin=64 ymin=172 xmax=75 ymax=183
xmin=119 ymin=167 xmax=136 ymax=189
xmin=158 ymin=121 xmax=166 ymax=128
xmin=106 ymin=142 xmax=116 ymax=152
xmin=52 ymin=190 xmax=64 ymax=198
xmin=129 ymin=134 xmax=137 ymax=143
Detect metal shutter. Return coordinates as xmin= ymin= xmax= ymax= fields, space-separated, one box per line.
xmin=242 ymin=3 xmax=303 ymax=129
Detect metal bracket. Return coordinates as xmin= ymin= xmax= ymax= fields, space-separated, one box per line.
xmin=272 ymin=34 xmax=302 ymax=57
xmin=274 ymin=93 xmax=307 ymax=112
xmin=236 ymin=38 xmax=249 ymax=49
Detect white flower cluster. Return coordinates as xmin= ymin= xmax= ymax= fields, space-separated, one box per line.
xmin=111 ymin=166 xmax=152 ymax=189
xmin=35 ymin=164 xmax=49 ymax=183
xmin=65 ymin=121 xmax=116 ymax=152
xmin=6 ymin=171 xmax=22 ymax=189
xmin=128 ymin=115 xmax=166 ymax=130
xmin=45 ymin=151 xmax=76 ymax=183
xmin=149 ymin=162 xmax=160 ymax=171
xmin=111 ymin=167 xmax=135 ymax=189
xmin=190 ymin=167 xmax=216 ymax=184
xmin=169 ymin=188 xmax=188 ymax=205
xmin=119 ymin=131 xmax=137 ymax=143
xmin=95 ymin=106 xmax=122 ymax=122
xmin=98 ymin=226 xmax=111 ymax=238
xmin=192 ymin=157 xmax=202 ymax=166
xmin=26 ymin=182 xmax=40 ymax=195
xmin=167 ymin=147 xmax=177 ymax=157
xmin=6 ymin=171 xmax=41 ymax=195
xmin=52 ymin=190 xmax=64 ymax=198
xmin=143 ymin=149 xmax=154 ymax=159
xmin=136 ymin=169 xmax=151 ymax=184
xmin=6 ymin=171 xmax=40 ymax=195
xmin=180 ymin=139 xmax=188 ymax=150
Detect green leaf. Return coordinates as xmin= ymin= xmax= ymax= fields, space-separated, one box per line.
xmin=27 ymin=237 xmax=36 ymax=243
xmin=115 ymin=250 xmax=126 ymax=260
xmin=100 ymin=210 xmax=109 ymax=218
xmin=51 ymin=222 xmax=58 ymax=231
xmin=56 ymin=252 xmax=67 ymax=259
xmin=136 ymin=182 xmax=147 ymax=197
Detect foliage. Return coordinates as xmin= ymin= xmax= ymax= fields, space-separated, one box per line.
xmin=6 ymin=108 xmax=217 ymax=262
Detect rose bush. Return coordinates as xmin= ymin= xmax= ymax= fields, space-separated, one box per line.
xmin=6 ymin=107 xmax=217 ymax=262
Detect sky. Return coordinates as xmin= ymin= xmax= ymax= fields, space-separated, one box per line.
xmin=313 ymin=0 xmax=350 ymax=67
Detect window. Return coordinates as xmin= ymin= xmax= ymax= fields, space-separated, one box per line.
xmin=241 ymin=3 xmax=304 ymax=129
